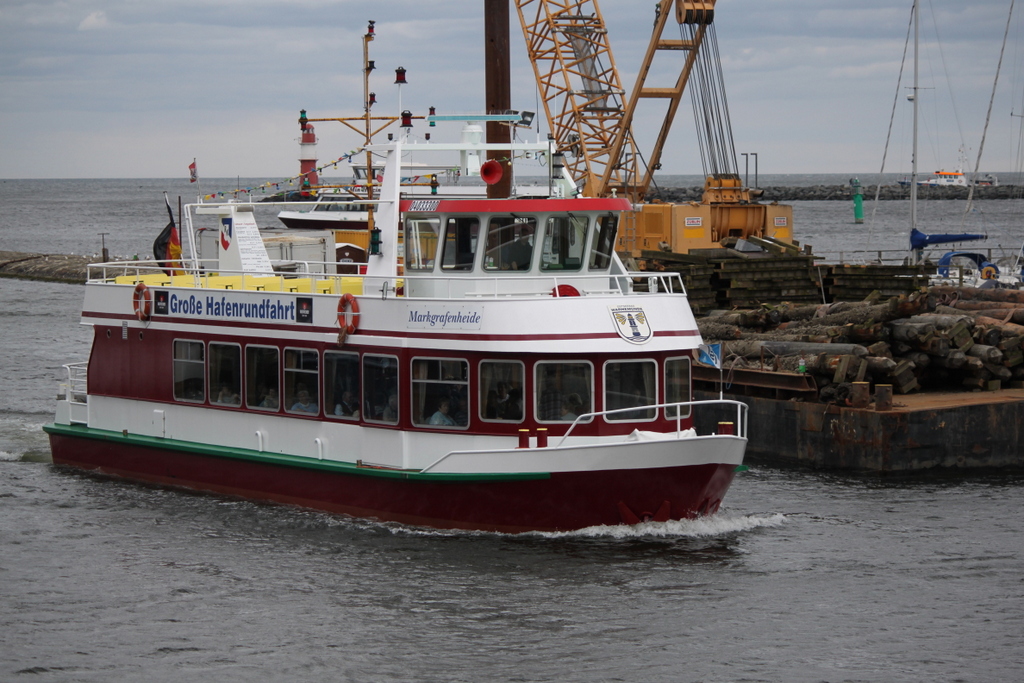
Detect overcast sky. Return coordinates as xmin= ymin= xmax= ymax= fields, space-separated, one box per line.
xmin=2 ymin=0 xmax=1022 ymax=180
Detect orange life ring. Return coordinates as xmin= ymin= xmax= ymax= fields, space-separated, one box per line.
xmin=337 ymin=293 xmax=360 ymax=335
xmin=132 ymin=282 xmax=152 ymax=321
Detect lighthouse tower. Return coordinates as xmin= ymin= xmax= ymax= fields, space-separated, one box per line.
xmin=297 ymin=110 xmax=318 ymax=195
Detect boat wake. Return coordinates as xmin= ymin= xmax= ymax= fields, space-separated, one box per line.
xmin=375 ymin=511 xmax=787 ymax=539
xmin=538 ymin=511 xmax=787 ymax=539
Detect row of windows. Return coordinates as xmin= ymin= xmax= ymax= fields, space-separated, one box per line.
xmin=405 ymin=213 xmax=618 ymax=274
xmin=172 ymin=340 xmax=691 ymax=428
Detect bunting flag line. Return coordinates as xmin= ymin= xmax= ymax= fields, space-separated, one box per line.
xmin=192 ymin=147 xmax=530 ymax=202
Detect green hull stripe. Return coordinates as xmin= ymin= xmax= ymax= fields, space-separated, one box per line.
xmin=43 ymin=422 xmax=549 ymax=483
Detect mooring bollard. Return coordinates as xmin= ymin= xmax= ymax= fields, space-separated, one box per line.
xmin=536 ymin=428 xmax=548 ymax=448
xmin=718 ymin=421 xmax=734 ymax=435
xmin=852 ymin=381 xmax=870 ymax=408
xmin=875 ymin=384 xmax=893 ymax=411
xmin=518 ymin=429 xmax=530 ymax=449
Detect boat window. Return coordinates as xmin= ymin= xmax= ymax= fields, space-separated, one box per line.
xmin=405 ymin=217 xmax=441 ymax=271
xmin=246 ymin=345 xmax=280 ymax=411
xmin=603 ymin=360 xmax=657 ymax=422
xmin=173 ymin=340 xmax=205 ymax=403
xmin=325 ymin=351 xmax=360 ymax=421
xmin=588 ymin=214 xmax=618 ymax=270
xmin=209 ymin=343 xmax=242 ymax=407
xmin=479 ymin=360 xmax=524 ymax=422
xmin=441 ymin=217 xmax=480 ymax=271
xmin=535 ymin=362 xmax=593 ymax=423
xmin=412 ymin=358 xmax=469 ymax=429
xmin=363 ymin=354 xmax=399 ymax=424
xmin=540 ymin=215 xmax=588 ymax=272
xmin=483 ymin=215 xmax=536 ymax=271
xmin=665 ymin=357 xmax=692 ymax=420
xmin=284 ymin=348 xmax=319 ymax=416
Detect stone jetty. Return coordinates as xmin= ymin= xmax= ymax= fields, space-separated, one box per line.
xmin=648 ymin=184 xmax=1021 ymax=203
xmin=0 ymin=251 xmax=92 ymax=284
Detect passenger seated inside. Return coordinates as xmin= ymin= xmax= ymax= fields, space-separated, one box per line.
xmin=291 ymin=387 xmax=318 ymax=414
xmin=381 ymin=393 xmax=399 ymax=422
xmin=560 ymin=393 xmax=583 ymax=421
xmin=334 ymin=390 xmax=359 ymax=418
xmin=486 ymin=382 xmax=522 ymax=420
xmin=428 ymin=397 xmax=456 ymax=426
xmin=504 ymin=223 xmax=535 ymax=270
xmin=259 ymin=388 xmax=279 ymax=409
xmin=215 ymin=383 xmax=240 ymax=405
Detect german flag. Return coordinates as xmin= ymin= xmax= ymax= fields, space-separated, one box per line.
xmin=153 ymin=195 xmax=184 ymax=276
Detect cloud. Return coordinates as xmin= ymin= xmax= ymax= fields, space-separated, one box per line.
xmin=78 ymin=11 xmax=108 ymax=31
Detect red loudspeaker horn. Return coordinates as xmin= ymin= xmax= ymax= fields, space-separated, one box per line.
xmin=480 ymin=159 xmax=504 ymax=185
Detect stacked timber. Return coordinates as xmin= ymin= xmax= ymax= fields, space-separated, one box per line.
xmin=696 ymin=286 xmax=1024 ymax=402
xmin=826 ymin=263 xmax=933 ymax=300
xmin=636 ymin=250 xmax=717 ymax=313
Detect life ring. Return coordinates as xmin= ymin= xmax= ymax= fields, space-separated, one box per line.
xmin=981 ymin=265 xmax=998 ymax=280
xmin=337 ymin=293 xmax=360 ymax=335
xmin=132 ymin=282 xmax=152 ymax=321
xmin=552 ymin=284 xmax=580 ymax=298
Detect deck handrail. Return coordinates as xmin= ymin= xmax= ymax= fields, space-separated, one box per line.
xmin=85 ymin=260 xmax=686 ymax=299
xmin=555 ymin=399 xmax=748 ymax=447
xmin=417 ymin=399 xmax=747 ymax=473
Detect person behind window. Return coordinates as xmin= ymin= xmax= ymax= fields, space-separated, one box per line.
xmin=429 ymin=397 xmax=456 ymax=426
xmin=334 ymin=390 xmax=359 ymax=418
xmin=505 ymin=224 xmax=534 ymax=270
xmin=291 ymin=386 xmax=318 ymax=414
xmin=381 ymin=393 xmax=399 ymax=422
xmin=259 ymin=388 xmax=279 ymax=409
xmin=560 ymin=393 xmax=583 ymax=421
xmin=215 ymin=383 xmax=240 ymax=405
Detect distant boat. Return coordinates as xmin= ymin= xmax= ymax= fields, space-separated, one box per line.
xmin=896 ymin=149 xmax=999 ymax=187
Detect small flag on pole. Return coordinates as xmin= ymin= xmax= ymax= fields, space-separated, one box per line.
xmin=698 ymin=343 xmax=722 ymax=369
xmin=188 ymin=159 xmax=198 ymax=183
xmin=154 ymin=195 xmax=184 ymax=276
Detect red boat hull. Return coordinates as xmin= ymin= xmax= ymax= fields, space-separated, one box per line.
xmin=47 ymin=431 xmax=738 ymax=533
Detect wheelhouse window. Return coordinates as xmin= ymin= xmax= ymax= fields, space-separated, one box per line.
xmin=483 ymin=215 xmax=536 ymax=271
xmin=665 ymin=357 xmax=692 ymax=419
xmin=479 ymin=360 xmax=524 ymax=422
xmin=284 ymin=348 xmax=319 ymax=415
xmin=405 ymin=217 xmax=441 ymax=271
xmin=209 ymin=343 xmax=242 ymax=406
xmin=588 ymin=214 xmax=618 ymax=271
xmin=326 ymin=351 xmax=360 ymax=420
xmin=441 ymin=217 xmax=480 ymax=271
xmin=535 ymin=362 xmax=593 ymax=423
xmin=412 ymin=358 xmax=469 ymax=429
xmin=173 ymin=340 xmax=205 ymax=403
xmin=246 ymin=346 xmax=280 ymax=411
xmin=541 ymin=215 xmax=588 ymax=272
xmin=604 ymin=360 xmax=657 ymax=422
xmin=363 ymin=354 xmax=399 ymax=424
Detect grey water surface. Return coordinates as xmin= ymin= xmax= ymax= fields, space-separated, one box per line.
xmin=1 ymin=179 xmax=1022 ymax=682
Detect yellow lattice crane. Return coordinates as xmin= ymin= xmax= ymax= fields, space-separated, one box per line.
xmin=513 ymin=0 xmax=794 ymax=254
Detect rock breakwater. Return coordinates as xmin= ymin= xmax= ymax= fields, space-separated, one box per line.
xmin=0 ymin=251 xmax=91 ymax=284
xmin=648 ymin=184 xmax=1021 ymax=202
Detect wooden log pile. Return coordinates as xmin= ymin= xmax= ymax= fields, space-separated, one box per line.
xmin=697 ymin=286 xmax=1024 ymax=401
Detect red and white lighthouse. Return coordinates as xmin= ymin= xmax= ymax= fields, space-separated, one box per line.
xmin=297 ymin=110 xmax=319 ymax=193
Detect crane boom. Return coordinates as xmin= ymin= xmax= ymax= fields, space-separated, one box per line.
xmin=514 ymin=0 xmax=640 ymax=198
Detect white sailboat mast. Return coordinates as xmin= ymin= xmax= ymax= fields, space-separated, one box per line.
xmin=910 ymin=0 xmax=919 ymax=252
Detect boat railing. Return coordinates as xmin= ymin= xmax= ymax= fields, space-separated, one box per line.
xmin=556 ymin=399 xmax=748 ymax=447
xmin=86 ymin=259 xmax=687 ymax=299
xmin=416 ymin=399 xmax=748 ymax=474
xmin=60 ymin=361 xmax=89 ymax=408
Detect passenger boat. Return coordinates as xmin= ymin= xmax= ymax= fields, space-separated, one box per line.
xmin=44 ymin=125 xmax=748 ymax=533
